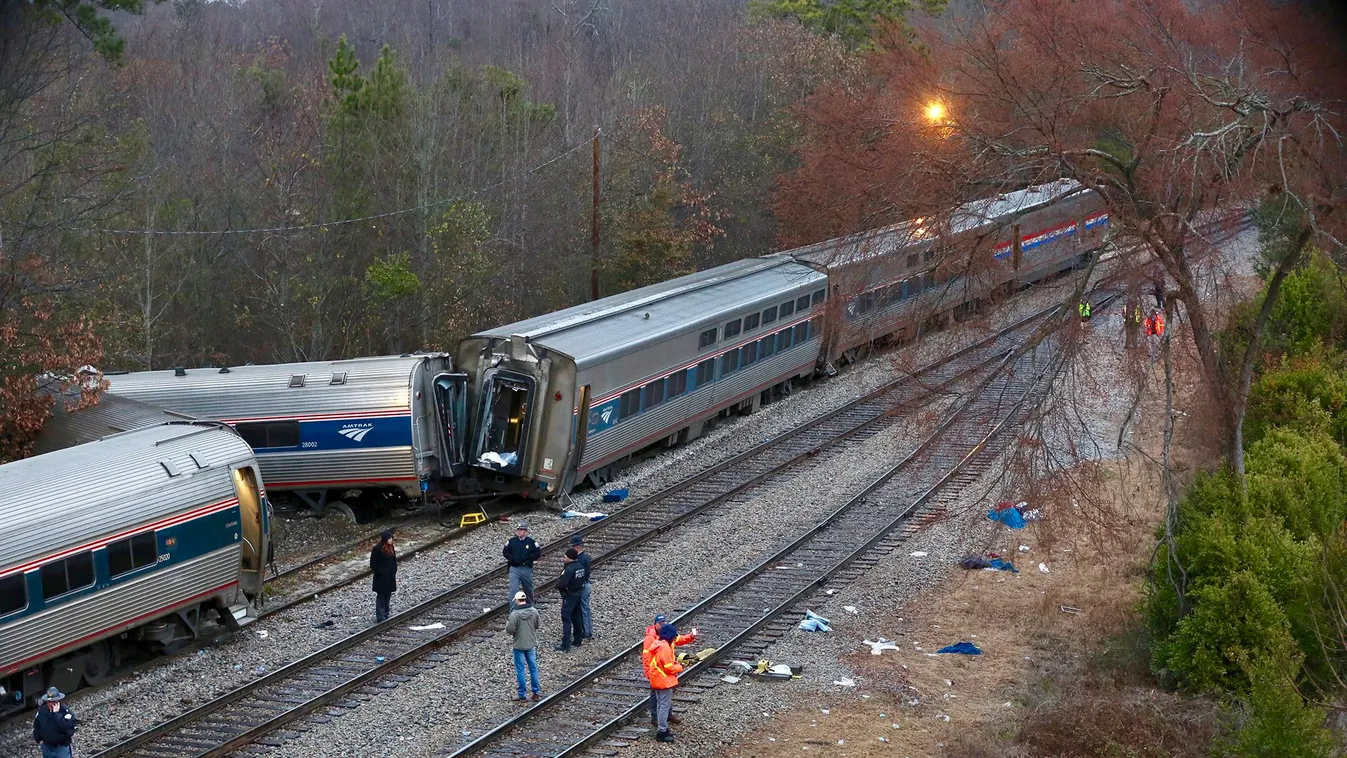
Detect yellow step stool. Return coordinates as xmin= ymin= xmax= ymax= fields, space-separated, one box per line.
xmin=459 ymin=509 xmax=488 ymax=529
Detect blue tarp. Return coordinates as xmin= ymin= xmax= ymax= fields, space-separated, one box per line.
xmin=798 ymin=610 xmax=832 ymax=632
xmin=602 ymin=488 xmax=629 ymax=503
xmin=937 ymin=642 xmax=983 ymax=655
xmin=987 ymin=507 xmax=1026 ymax=529
xmin=988 ymin=558 xmax=1018 ymax=573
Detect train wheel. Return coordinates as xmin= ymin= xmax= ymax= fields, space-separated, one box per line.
xmin=81 ymin=641 xmax=111 ymax=686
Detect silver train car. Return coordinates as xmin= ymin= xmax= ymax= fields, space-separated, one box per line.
xmin=0 ymin=422 xmax=270 ymax=714
xmin=459 ymin=180 xmax=1108 ymax=496
xmin=32 ymin=386 xmax=194 ymax=456
xmin=103 ymin=354 xmax=469 ymax=518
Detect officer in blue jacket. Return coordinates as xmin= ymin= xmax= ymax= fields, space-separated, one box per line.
xmin=554 ymin=548 xmax=587 ymax=651
xmin=33 ymin=687 xmax=77 ymax=758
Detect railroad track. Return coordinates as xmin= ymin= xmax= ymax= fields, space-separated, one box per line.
xmin=441 ymin=329 xmax=1060 ymax=758
xmin=89 ymin=289 xmax=1081 ymax=758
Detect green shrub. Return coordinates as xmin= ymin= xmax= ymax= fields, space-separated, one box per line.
xmin=1216 ymin=650 xmax=1336 ymax=758
xmin=1245 ymin=359 xmax=1347 ymax=450
xmin=1266 ymin=253 xmax=1347 ymax=357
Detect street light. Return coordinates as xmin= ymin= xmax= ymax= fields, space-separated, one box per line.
xmin=924 ymin=101 xmax=946 ymax=123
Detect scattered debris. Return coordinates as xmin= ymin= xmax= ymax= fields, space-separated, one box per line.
xmin=1022 ymin=508 xmax=1045 ymax=521
xmin=409 ymin=622 xmax=445 ymax=631
xmin=863 ymin=638 xmax=900 ymax=655
xmin=1018 ymin=545 xmax=1031 ymax=552
xmin=1038 ymin=563 xmax=1051 ymax=574
xmin=601 ymin=488 xmax=629 ymax=503
xmin=959 ymin=554 xmax=1017 ymax=572
xmin=909 ymin=551 xmax=928 ymax=557
xmin=1059 ymin=605 xmax=1081 ymax=615
xmin=799 ymin=610 xmax=832 ymax=632
xmin=987 ymin=501 xmax=1026 ymax=528
xmin=936 ymin=642 xmax=982 ymax=655
xmin=832 ymin=678 xmax=856 ymax=687
xmin=843 ymin=605 xmax=859 ymax=614
xmin=721 ymin=675 xmax=742 ymax=684
xmin=824 ymin=589 xmax=837 ymax=595
xmin=255 ymin=630 xmax=268 ymax=639
xmin=561 ymin=510 xmax=608 ymax=521
xmin=936 ymin=713 xmax=951 ymax=722
xmin=820 ymin=708 xmax=831 ymax=714
xmin=477 ymin=451 xmax=516 ymax=468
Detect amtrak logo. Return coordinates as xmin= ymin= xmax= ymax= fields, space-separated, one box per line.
xmin=600 ymin=407 xmax=613 ymax=424
xmin=338 ymin=424 xmax=374 ymax=442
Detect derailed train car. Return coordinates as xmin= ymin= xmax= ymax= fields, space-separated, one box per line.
xmin=0 ymin=422 xmax=270 ymax=714
xmin=102 ymin=355 xmax=469 ymax=519
xmin=459 ymin=180 xmax=1109 ymax=497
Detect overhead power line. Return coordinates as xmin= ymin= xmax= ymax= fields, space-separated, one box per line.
xmin=71 ymin=142 xmax=590 ymax=237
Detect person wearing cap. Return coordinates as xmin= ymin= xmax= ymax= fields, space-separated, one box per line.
xmin=571 ymin=535 xmax=594 ymax=639
xmin=642 ymin=614 xmax=697 ymax=728
xmin=503 ymin=522 xmax=542 ymax=605
xmin=370 ymin=531 xmax=398 ymax=623
xmin=554 ymin=548 xmax=587 ymax=651
xmin=505 ymin=590 xmax=542 ymax=702
xmin=32 ymin=686 xmax=77 ymax=758
xmin=643 ymin=623 xmax=684 ymax=743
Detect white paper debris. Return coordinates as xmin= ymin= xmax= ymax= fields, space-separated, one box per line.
xmin=255 ymin=630 xmax=268 ymax=639
xmin=843 ymin=605 xmax=859 ymax=614
xmin=864 ymin=639 xmax=900 ymax=655
xmin=1018 ymin=545 xmax=1031 ymax=552
xmin=721 ymin=675 xmax=741 ymax=684
xmin=832 ymin=678 xmax=856 ymax=687
xmin=1038 ymin=563 xmax=1050 ymax=574
xmin=909 ymin=551 xmax=928 ymax=557
xmin=409 ymin=623 xmax=446 ymax=631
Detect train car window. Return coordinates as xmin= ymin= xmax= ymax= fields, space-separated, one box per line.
xmin=668 ymin=370 xmax=688 ymax=399
xmin=696 ymin=359 xmax=716 ymax=387
xmin=619 ymin=389 xmax=642 ymax=420
xmin=39 ymin=551 xmax=94 ymax=601
xmin=742 ymin=341 xmax=758 ymax=366
xmin=108 ymin=532 xmax=158 ymax=578
xmin=794 ymin=322 xmax=810 ymax=343
xmin=744 ymin=313 xmax=760 ymax=331
xmin=780 ymin=300 xmax=795 ymax=318
xmin=760 ymin=335 xmax=776 ymax=358
xmin=235 ymin=421 xmax=300 ymax=449
xmin=721 ymin=349 xmax=740 ymax=375
xmin=812 ymin=289 xmax=826 ymax=306
xmin=811 ymin=316 xmax=823 ymax=338
xmin=907 ymin=253 xmax=918 ymax=268
xmin=761 ymin=306 xmax=778 ymax=326
xmin=796 ymin=295 xmax=810 ymax=312
xmin=724 ymin=319 xmax=742 ymax=339
xmin=642 ymin=379 xmax=665 ymax=410
xmin=777 ymin=329 xmax=793 ymax=352
xmin=698 ymin=328 xmax=717 ymax=350
xmin=0 ymin=572 xmax=25 ymax=616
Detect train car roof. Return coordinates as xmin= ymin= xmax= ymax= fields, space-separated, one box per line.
xmin=0 ymin=422 xmax=257 ymax=572
xmin=32 ymin=386 xmax=194 ymax=456
xmin=470 ymin=257 xmax=826 ymax=368
xmin=783 ymin=179 xmax=1085 ymax=268
xmin=103 ymin=353 xmax=450 ymax=421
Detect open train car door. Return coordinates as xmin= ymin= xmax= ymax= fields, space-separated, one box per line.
xmin=470 ymin=369 xmax=535 ymax=477
xmin=559 ymin=384 xmax=592 ymax=493
xmin=230 ymin=464 xmax=268 ymax=598
xmin=433 ymin=372 xmax=470 ymax=477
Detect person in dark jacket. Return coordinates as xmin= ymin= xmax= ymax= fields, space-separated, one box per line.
xmin=571 ymin=535 xmax=594 ymax=639
xmin=503 ymin=522 xmax=542 ymax=604
xmin=554 ymin=548 xmax=586 ymax=651
xmin=32 ymin=686 xmax=77 ymax=758
xmin=370 ymin=530 xmax=397 ymax=623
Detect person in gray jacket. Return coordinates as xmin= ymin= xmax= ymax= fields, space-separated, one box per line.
xmin=506 ymin=590 xmax=542 ymax=702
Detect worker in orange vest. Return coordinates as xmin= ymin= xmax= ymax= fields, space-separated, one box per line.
xmin=642 ymin=615 xmax=696 ymax=730
xmin=644 ymin=623 xmax=685 ymax=743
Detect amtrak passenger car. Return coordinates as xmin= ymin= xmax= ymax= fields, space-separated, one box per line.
xmin=459 ymin=258 xmax=827 ymax=495
xmin=0 ymin=422 xmax=270 ymax=714
xmin=104 ymin=355 xmax=469 ymax=517
xmin=460 ymin=180 xmax=1109 ymax=497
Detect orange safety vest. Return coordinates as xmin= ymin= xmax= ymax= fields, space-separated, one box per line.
xmin=1153 ymin=312 xmax=1165 ymax=336
xmin=642 ymin=624 xmax=696 ymax=673
xmin=644 ymin=638 xmax=683 ymax=690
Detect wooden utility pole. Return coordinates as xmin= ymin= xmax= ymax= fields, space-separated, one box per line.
xmin=590 ymin=127 xmax=601 ymax=301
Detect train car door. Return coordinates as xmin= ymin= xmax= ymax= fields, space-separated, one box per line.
xmin=470 ymin=369 xmax=535 ymax=477
xmin=230 ymin=465 xmax=267 ymax=598
xmin=432 ymin=372 xmax=469 ymax=477
xmin=560 ymin=384 xmax=592 ymax=492
xmin=1011 ymin=223 xmax=1023 ymax=271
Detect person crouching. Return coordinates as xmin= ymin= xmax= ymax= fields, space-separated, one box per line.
xmin=643 ymin=622 xmax=685 ymax=743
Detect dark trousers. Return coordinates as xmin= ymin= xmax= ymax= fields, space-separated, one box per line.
xmin=375 ymin=591 xmax=392 ymax=622
xmin=560 ymin=592 xmax=584 ymax=648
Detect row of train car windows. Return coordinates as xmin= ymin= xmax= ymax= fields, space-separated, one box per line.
xmin=234 ymin=420 xmax=301 ymax=449
xmin=847 ymin=271 xmax=947 ymax=318
xmin=0 ymin=532 xmax=158 ymax=617
xmin=699 ymin=289 xmax=825 ymax=350
xmin=615 ymin=319 xmax=817 ymax=425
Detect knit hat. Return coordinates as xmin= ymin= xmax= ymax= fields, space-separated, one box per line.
xmin=514 ymin=591 xmax=528 ymax=603
xmin=379 ymin=530 xmax=394 ymax=542
xmin=657 ymin=623 xmax=677 ymax=642
xmin=564 ymin=548 xmax=579 ymax=560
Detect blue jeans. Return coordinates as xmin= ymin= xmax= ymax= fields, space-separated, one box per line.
xmin=580 ymin=582 xmax=592 ymax=637
xmin=509 ymin=566 xmax=535 ymax=604
xmin=513 ymin=648 xmax=540 ymax=697
xmin=41 ymin=744 xmax=73 ymax=758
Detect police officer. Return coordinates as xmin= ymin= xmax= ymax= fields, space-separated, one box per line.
xmin=503 ymin=522 xmax=542 ymax=604
xmin=571 ymin=535 xmax=593 ymax=639
xmin=555 ymin=548 xmax=586 ymax=651
xmin=33 ymin=686 xmax=77 ymax=758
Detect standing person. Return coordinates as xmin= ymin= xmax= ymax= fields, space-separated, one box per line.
xmin=370 ymin=530 xmax=397 ymax=623
xmin=642 ymin=614 xmax=697 ymax=727
xmin=571 ymin=535 xmax=593 ymax=639
xmin=503 ymin=522 xmax=542 ymax=604
xmin=506 ymin=590 xmax=542 ymax=702
xmin=1123 ymin=297 xmax=1143 ymax=348
xmin=643 ymin=623 xmax=685 ymax=743
xmin=554 ymin=548 xmax=586 ymax=651
xmin=32 ymin=687 xmax=77 ymax=758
